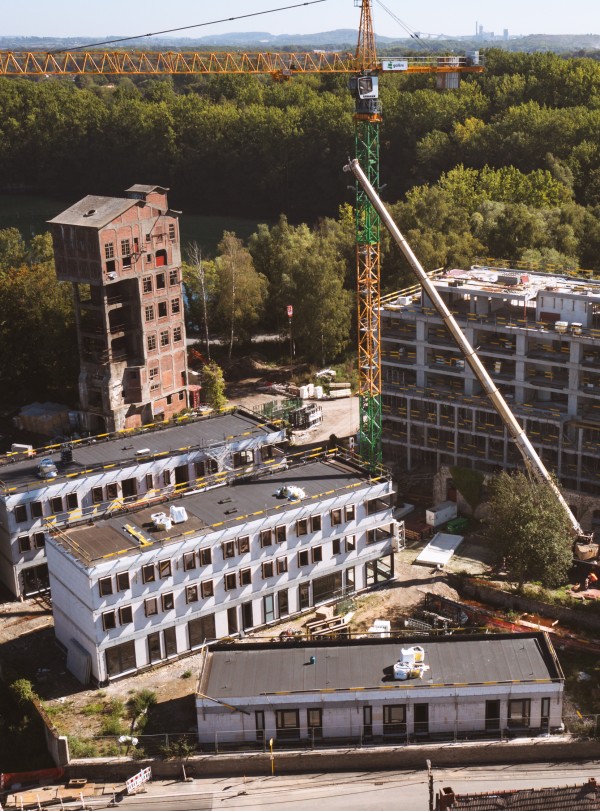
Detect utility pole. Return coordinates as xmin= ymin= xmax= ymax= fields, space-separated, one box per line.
xmin=287 ymin=305 xmax=294 ymax=380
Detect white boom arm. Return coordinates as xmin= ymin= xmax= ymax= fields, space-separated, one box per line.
xmin=344 ymin=158 xmax=584 ymax=539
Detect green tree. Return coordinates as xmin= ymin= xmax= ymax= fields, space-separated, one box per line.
xmin=0 ymin=234 xmax=77 ymax=407
xmin=483 ymin=471 xmax=573 ymax=589
xmin=202 ymin=361 xmax=227 ymax=412
xmin=183 ymin=241 xmax=218 ymax=360
xmin=214 ymin=232 xmax=268 ymax=359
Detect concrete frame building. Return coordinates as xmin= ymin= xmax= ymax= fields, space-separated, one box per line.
xmin=381 ymin=266 xmax=600 ymax=522
xmin=45 ymin=454 xmax=399 ymax=684
xmin=49 ymin=184 xmax=190 ymax=434
xmin=195 ymin=633 xmax=564 ymax=747
xmin=0 ymin=411 xmax=286 ymax=599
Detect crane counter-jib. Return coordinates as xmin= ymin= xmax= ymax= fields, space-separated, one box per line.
xmin=343 ymin=157 xmax=587 ymax=541
xmin=0 ymin=52 xmax=484 ymax=76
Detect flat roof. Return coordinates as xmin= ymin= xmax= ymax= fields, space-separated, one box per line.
xmin=383 ymin=266 xmax=600 ymax=310
xmin=51 ymin=456 xmax=386 ymax=565
xmin=200 ymin=634 xmax=562 ymax=699
xmin=0 ymin=411 xmax=280 ymax=491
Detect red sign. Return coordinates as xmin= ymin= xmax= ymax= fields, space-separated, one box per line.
xmin=287 ymin=305 xmax=293 ymax=318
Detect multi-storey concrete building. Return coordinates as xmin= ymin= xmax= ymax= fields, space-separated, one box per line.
xmin=49 ymin=184 xmax=190 ymax=434
xmin=381 ymin=266 xmax=600 ymax=523
xmin=45 ymin=453 xmax=398 ymax=683
xmin=196 ymin=633 xmax=564 ymax=747
xmin=0 ymin=411 xmax=286 ymax=599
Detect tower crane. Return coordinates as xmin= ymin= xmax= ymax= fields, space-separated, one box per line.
xmin=0 ymin=2 xmax=483 ymax=469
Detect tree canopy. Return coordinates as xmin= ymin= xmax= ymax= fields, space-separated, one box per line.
xmin=483 ymin=471 xmax=574 ymax=589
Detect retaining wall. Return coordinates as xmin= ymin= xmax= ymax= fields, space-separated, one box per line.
xmin=452 ymin=575 xmax=600 ymax=635
xmin=63 ymin=737 xmax=600 ymax=781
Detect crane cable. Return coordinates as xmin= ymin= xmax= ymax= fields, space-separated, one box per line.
xmin=51 ymin=0 xmax=328 ymax=53
xmin=373 ymin=0 xmax=428 ymax=50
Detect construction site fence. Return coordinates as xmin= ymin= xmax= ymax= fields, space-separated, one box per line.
xmin=71 ymin=716 xmax=595 ymax=760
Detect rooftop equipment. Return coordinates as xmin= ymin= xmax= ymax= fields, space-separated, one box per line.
xmin=37 ymin=458 xmax=58 ymax=480
xmin=393 ymin=645 xmax=426 ymax=680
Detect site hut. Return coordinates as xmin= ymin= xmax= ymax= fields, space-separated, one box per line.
xmin=0 ymin=410 xmax=286 ymax=600
xmin=195 ymin=633 xmax=564 ymax=747
xmin=49 ymin=185 xmax=190 ymax=436
xmin=45 ymin=453 xmax=399 ymax=684
xmin=380 ymin=266 xmax=600 ymax=523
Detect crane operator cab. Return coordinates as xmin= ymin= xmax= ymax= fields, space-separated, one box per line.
xmin=349 ymin=73 xmax=380 ymax=116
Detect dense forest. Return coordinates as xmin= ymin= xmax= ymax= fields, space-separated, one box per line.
xmin=1 ymin=49 xmax=600 ymax=408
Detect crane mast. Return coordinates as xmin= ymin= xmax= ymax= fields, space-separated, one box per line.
xmin=351 ymin=0 xmax=382 ymax=470
xmin=345 ymin=157 xmax=587 ymax=540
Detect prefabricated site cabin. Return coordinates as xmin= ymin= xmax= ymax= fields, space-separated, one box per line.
xmin=195 ymin=634 xmax=564 ymax=747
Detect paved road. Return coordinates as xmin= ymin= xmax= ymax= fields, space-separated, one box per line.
xmin=49 ymin=763 xmax=600 ymax=810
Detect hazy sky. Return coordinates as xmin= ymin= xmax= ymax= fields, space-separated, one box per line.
xmin=5 ymin=0 xmax=598 ymax=39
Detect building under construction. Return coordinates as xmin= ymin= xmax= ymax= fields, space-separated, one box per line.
xmin=381 ymin=266 xmax=600 ymax=527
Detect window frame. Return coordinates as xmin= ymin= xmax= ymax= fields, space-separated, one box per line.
xmin=276 ymin=557 xmax=288 ymax=574
xmin=222 ymin=540 xmax=235 ymax=559
xmin=116 ymin=571 xmax=130 ymax=592
xmin=237 ymin=536 xmax=250 ymax=555
xmin=508 ymin=698 xmax=531 ymax=728
xmin=161 ymin=592 xmax=175 ymax=612
xmin=98 ymin=576 xmax=113 ymax=597
xmin=310 ymin=514 xmax=322 ymax=532
xmin=201 ymin=580 xmax=214 ymax=598
xmin=183 ymin=551 xmax=197 ymax=571
xmin=142 ymin=564 xmax=156 ymax=584
xmin=262 ymin=561 xmax=274 ymax=579
xmin=224 ymin=572 xmax=237 ymax=592
xmin=311 ymin=546 xmax=323 ymax=563
xmin=260 ymin=529 xmax=273 ymax=548
xmin=345 ymin=504 xmax=356 ymax=521
xmin=158 ymin=559 xmax=172 ymax=579
xmin=102 ymin=610 xmax=117 ymax=631
xmin=200 ymin=548 xmax=212 ymax=566
xmin=14 ymin=504 xmax=27 ymax=523
xmin=239 ymin=568 xmax=252 ymax=586
xmin=118 ymin=605 xmax=133 ymax=625
xmin=297 ymin=549 xmax=309 ymax=567
xmin=144 ymin=597 xmax=158 ymax=617
xmin=296 ymin=518 xmax=308 ymax=537
xmin=330 ymin=508 xmax=342 ymax=526
xmin=186 ymin=584 xmax=199 ymax=603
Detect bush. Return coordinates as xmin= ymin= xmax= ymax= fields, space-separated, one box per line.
xmin=100 ymin=715 xmax=126 ymax=737
xmin=127 ymin=689 xmax=157 ymax=718
xmin=82 ymin=702 xmax=104 ymax=716
xmin=68 ymin=736 xmax=99 ymax=758
xmin=9 ymin=679 xmax=36 ymax=706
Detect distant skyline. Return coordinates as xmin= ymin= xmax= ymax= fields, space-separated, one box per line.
xmin=4 ymin=0 xmax=598 ymax=40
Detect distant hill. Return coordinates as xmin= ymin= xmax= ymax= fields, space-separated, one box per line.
xmin=0 ymin=31 xmax=599 ymax=54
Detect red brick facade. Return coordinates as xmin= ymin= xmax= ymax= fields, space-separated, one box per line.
xmin=50 ymin=185 xmax=189 ymax=433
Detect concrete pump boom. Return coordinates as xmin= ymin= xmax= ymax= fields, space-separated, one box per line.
xmin=344 ymin=157 xmax=586 ymax=540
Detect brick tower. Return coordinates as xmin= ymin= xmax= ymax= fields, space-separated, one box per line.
xmin=50 ymin=185 xmax=189 ymax=433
